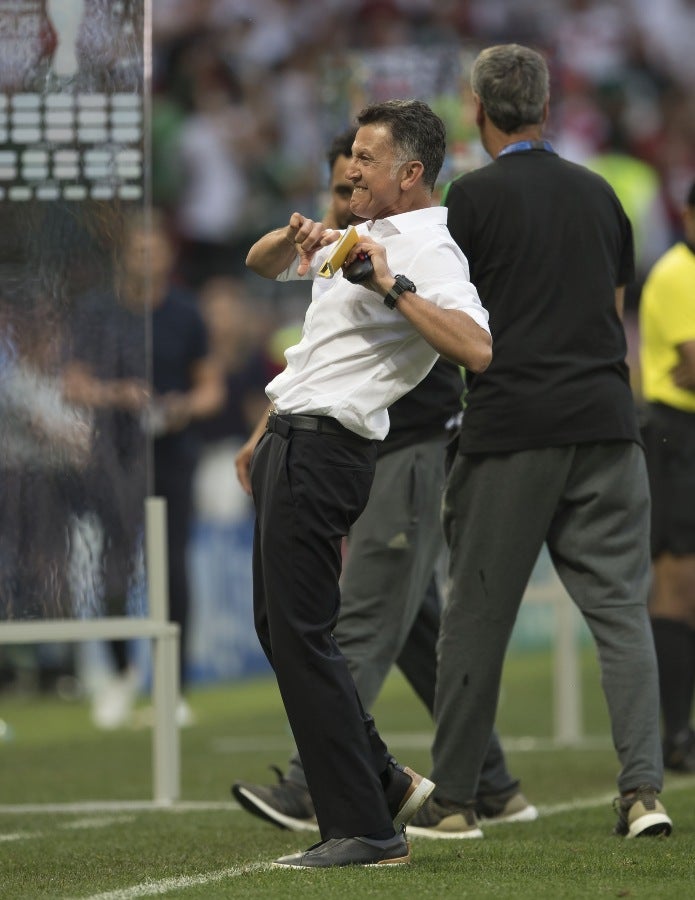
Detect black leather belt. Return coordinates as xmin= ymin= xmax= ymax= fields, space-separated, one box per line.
xmin=267 ymin=412 xmax=368 ymax=441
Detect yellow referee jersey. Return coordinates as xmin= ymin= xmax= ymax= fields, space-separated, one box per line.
xmin=639 ymin=242 xmax=695 ymax=412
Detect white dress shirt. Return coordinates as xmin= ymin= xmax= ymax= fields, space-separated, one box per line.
xmin=266 ymin=205 xmax=489 ymax=440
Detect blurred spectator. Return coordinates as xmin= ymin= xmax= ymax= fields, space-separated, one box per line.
xmin=639 ymin=179 xmax=695 ymax=773
xmin=549 ymin=0 xmax=640 ymax=86
xmin=585 ymin=141 xmax=672 ymax=289
xmin=184 ymin=273 xmax=280 ymax=684
xmin=0 ymin=297 xmax=90 ymax=505
xmin=0 ymin=291 xmax=89 ymax=694
xmin=628 ymin=0 xmax=695 ymax=89
xmin=194 ymin=276 xmax=275 ymax=524
xmin=168 ymin=40 xmax=264 ymax=286
xmin=151 ymin=0 xmax=216 ymax=47
xmin=63 ymin=209 xmax=225 ymax=728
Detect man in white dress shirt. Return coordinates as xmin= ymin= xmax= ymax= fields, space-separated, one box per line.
xmin=244 ymin=99 xmax=491 ymax=868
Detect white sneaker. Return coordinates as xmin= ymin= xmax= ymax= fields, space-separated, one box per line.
xmin=91 ymin=670 xmax=138 ymax=730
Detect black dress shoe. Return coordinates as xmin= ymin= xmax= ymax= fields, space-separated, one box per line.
xmin=273 ymin=830 xmax=410 ymax=868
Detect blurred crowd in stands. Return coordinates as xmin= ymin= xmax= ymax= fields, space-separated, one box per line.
xmin=150 ymin=0 xmax=695 ymax=688
xmin=2 ymin=0 xmax=695 ymax=700
xmin=151 ymin=0 xmax=695 ymax=303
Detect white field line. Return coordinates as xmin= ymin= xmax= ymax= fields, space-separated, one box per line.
xmin=0 ymin=815 xmax=137 ymax=842
xmin=0 ymin=800 xmax=233 ymax=815
xmin=71 ymin=864 xmax=273 ymax=900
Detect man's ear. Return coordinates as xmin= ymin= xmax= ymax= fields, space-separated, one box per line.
xmin=541 ymin=98 xmax=550 ymax=125
xmin=400 ymin=160 xmax=424 ymax=190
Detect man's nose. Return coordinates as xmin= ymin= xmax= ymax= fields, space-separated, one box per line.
xmin=344 ymin=160 xmax=359 ymax=181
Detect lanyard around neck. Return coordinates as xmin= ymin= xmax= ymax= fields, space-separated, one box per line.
xmin=498 ymin=140 xmax=556 ymax=157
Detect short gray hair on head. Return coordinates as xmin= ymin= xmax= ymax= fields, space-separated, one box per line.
xmin=471 ymin=43 xmax=549 ymax=134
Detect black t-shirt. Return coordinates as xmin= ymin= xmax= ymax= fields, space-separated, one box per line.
xmin=69 ymin=287 xmax=146 ymax=469
xmin=69 ymin=285 xmax=208 ymax=466
xmin=445 ymin=148 xmax=641 ymax=453
xmin=151 ymin=286 xmax=208 ymax=462
xmin=196 ymin=348 xmax=272 ymax=444
xmin=151 ymin=287 xmax=208 ymax=395
xmin=381 ymin=357 xmax=464 ymax=457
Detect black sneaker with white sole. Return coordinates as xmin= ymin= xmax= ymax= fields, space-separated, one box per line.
xmin=232 ymin=760 xmax=434 ymax=833
xmin=231 ymin=766 xmax=318 ymax=832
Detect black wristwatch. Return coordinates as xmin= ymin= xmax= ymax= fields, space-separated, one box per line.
xmin=384 ymin=274 xmax=417 ymax=309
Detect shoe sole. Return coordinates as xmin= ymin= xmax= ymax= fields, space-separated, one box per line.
xmin=232 ymin=784 xmax=319 ymax=832
xmin=407 ymin=823 xmax=484 ymax=840
xmin=627 ymin=813 xmax=673 ymax=839
xmin=481 ymin=804 xmax=539 ymax=825
xmin=273 ymin=847 xmax=412 ymax=868
xmin=393 ymin=768 xmax=435 ymax=830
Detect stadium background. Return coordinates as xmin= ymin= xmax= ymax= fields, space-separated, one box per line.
xmin=1 ymin=0 xmax=694 ymax=690
xmin=152 ymin=0 xmax=695 ymax=684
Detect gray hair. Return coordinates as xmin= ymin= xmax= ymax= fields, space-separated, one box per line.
xmin=471 ymin=44 xmax=549 ymax=134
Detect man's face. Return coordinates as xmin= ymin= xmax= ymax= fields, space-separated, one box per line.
xmin=346 ymin=123 xmax=406 ymax=221
xmin=329 ymin=153 xmax=361 ymax=229
xmin=122 ymin=228 xmax=173 ymax=284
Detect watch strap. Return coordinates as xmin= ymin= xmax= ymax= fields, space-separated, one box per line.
xmin=384 ymin=274 xmax=416 ymax=309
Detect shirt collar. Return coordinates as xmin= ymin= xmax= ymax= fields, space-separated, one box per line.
xmin=365 ymin=205 xmax=447 ymax=237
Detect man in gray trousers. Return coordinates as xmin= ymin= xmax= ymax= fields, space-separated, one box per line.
xmin=409 ymin=43 xmax=672 ymax=841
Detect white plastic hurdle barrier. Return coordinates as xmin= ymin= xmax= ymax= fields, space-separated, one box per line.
xmin=0 ymin=497 xmax=180 ymax=804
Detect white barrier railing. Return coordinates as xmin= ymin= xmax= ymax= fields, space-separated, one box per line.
xmin=0 ymin=497 xmax=180 ymax=804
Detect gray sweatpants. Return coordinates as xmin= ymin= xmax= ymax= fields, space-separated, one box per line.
xmin=432 ymin=441 xmax=663 ymax=801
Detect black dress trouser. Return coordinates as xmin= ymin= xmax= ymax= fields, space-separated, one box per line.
xmin=250 ymin=422 xmax=394 ymax=839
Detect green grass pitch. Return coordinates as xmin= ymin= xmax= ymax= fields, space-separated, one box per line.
xmin=1 ymin=647 xmax=693 ymax=899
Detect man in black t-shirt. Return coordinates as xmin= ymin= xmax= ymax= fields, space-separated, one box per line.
xmin=409 ymin=43 xmax=671 ymax=841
